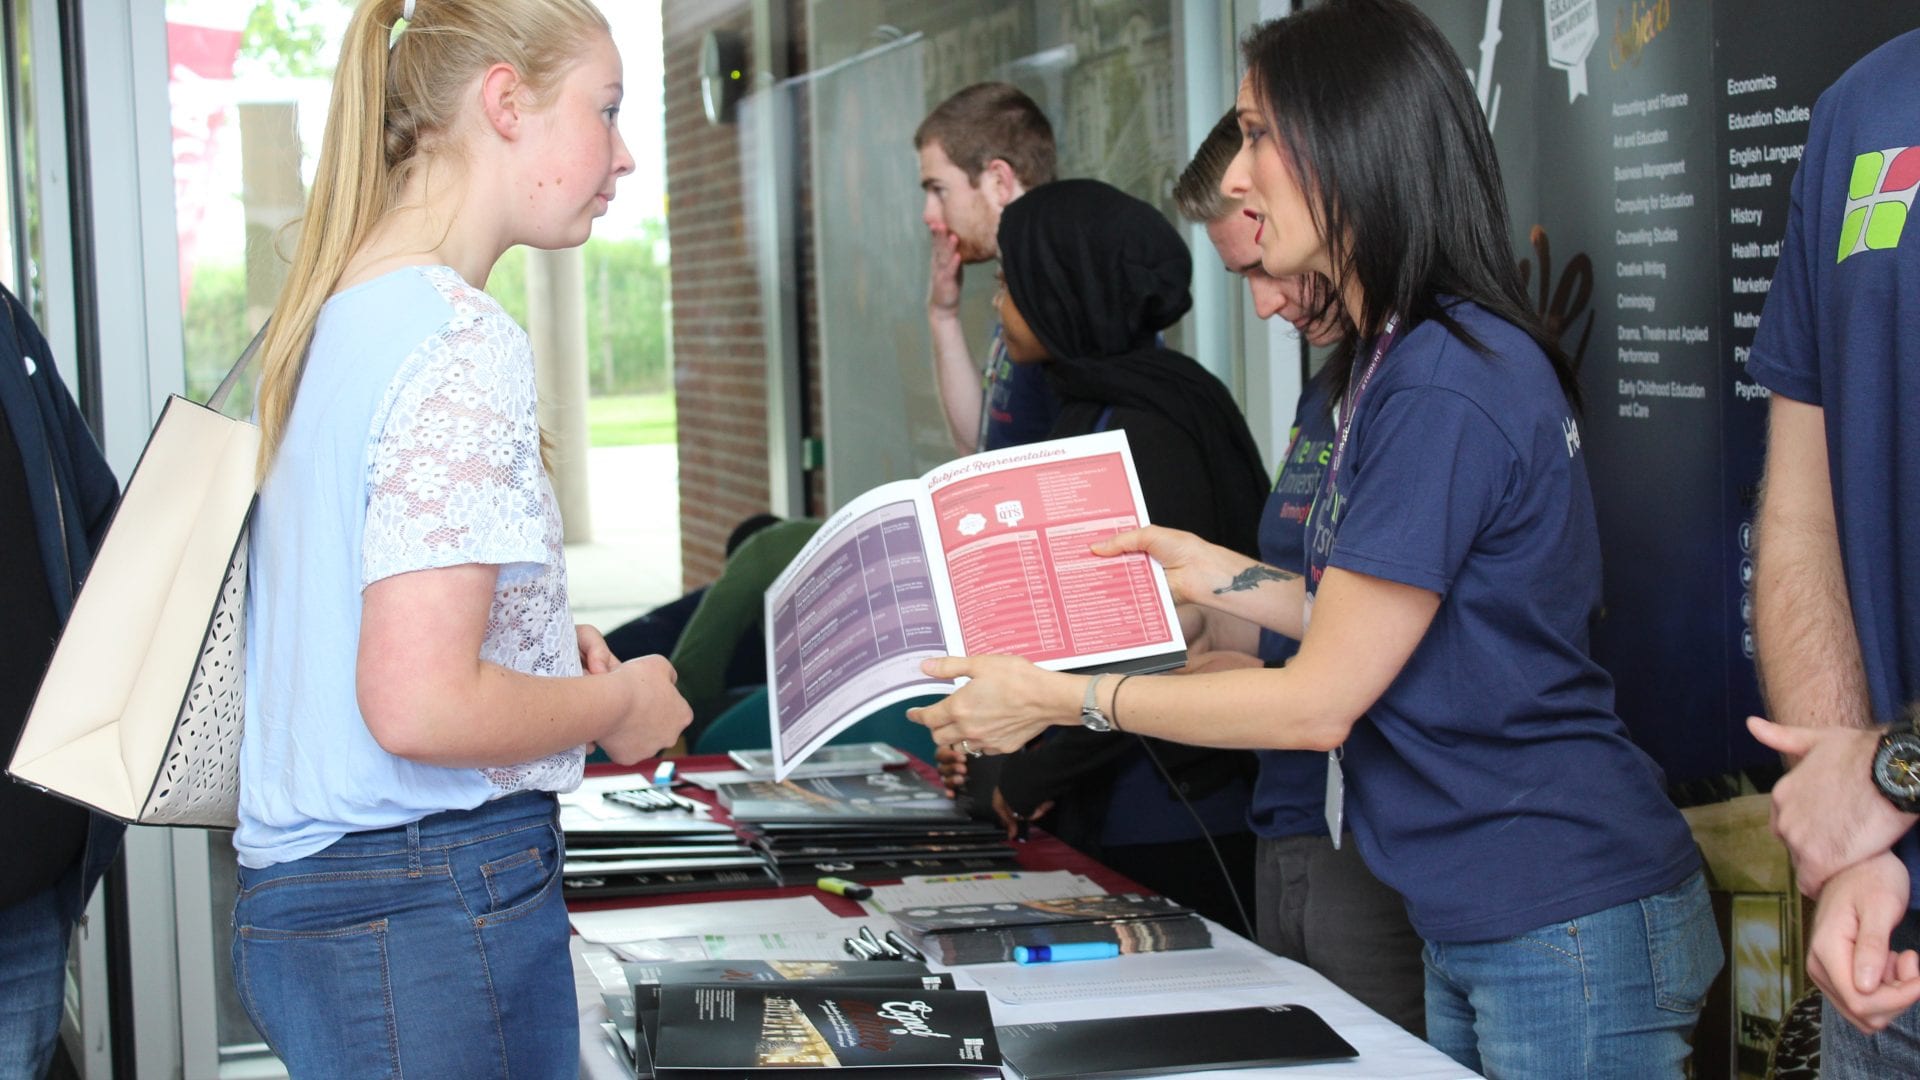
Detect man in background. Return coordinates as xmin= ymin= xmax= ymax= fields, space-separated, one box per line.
xmin=0 ymin=284 xmax=120 ymax=1079
xmin=915 ymin=82 xmax=1059 ymax=454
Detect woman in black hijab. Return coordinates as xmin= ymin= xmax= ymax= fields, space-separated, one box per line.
xmin=962 ymin=178 xmax=1270 ymax=931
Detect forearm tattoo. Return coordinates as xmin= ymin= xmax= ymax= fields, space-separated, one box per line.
xmin=1213 ymin=564 xmax=1298 ymax=595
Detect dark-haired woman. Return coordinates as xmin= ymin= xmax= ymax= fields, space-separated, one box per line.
xmin=912 ymin=2 xmax=1719 ymax=1075
xmin=941 ymin=177 xmax=1269 ymax=933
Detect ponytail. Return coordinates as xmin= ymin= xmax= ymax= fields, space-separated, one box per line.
xmin=255 ymin=0 xmax=402 ymax=478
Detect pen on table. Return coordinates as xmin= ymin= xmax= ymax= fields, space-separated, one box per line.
xmin=605 ymin=782 xmax=698 ymax=814
xmin=883 ymin=929 xmax=926 ymax=962
xmin=816 ymin=875 xmax=873 ymax=900
xmin=858 ymin=925 xmax=900 ymax=959
xmin=1013 ymin=942 xmax=1120 ymax=965
xmin=844 ymin=936 xmax=880 ymax=961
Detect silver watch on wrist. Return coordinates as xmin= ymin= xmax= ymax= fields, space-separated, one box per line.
xmin=1080 ymin=674 xmax=1113 ymax=732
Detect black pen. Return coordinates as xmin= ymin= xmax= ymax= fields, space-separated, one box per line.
xmin=883 ymin=930 xmax=926 ymax=962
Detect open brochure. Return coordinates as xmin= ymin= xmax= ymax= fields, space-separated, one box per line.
xmin=764 ymin=431 xmax=1185 ymax=779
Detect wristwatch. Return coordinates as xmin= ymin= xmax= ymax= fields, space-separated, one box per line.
xmin=1872 ymin=719 xmax=1920 ymax=814
xmin=1080 ymin=674 xmax=1113 ymax=733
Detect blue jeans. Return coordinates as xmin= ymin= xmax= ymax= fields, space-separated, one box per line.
xmin=0 ymin=869 xmax=76 ymax=1080
xmin=232 ymin=792 xmax=575 ymax=1079
xmin=1423 ymin=870 xmax=1721 ymax=1079
xmin=0 ymin=814 xmax=119 ymax=1080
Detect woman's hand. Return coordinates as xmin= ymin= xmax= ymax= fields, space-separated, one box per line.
xmin=1101 ymin=528 xmax=1304 ymax=641
xmin=909 ymin=655 xmax=1080 ymax=756
xmin=597 ymin=655 xmax=693 ymax=765
xmin=576 ymin=624 xmax=617 ymax=675
xmin=1091 ymin=526 xmax=1229 ymax=607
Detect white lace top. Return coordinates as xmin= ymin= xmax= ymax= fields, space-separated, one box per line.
xmin=238 ymin=266 xmax=583 ymax=868
xmin=362 ymin=268 xmax=584 ymax=792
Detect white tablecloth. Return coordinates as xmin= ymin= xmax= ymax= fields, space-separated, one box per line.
xmin=573 ymin=919 xmax=1479 ymax=1079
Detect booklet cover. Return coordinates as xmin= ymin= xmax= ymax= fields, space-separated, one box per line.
xmin=996 ymin=1004 xmax=1358 ymax=1078
xmin=650 ymin=984 xmax=1001 ymax=1077
xmin=631 ymin=961 xmax=959 ymax=1074
xmin=764 ymin=430 xmax=1186 ymax=779
xmin=718 ymin=772 xmax=969 ymax=824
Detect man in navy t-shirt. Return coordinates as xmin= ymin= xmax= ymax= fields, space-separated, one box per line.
xmin=914 ymin=83 xmax=1061 ymax=454
xmin=1168 ymin=114 xmax=1425 ymax=1035
xmin=1746 ymin=28 xmax=1920 ymax=1060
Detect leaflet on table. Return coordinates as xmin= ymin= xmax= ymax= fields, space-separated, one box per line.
xmin=764 ymin=430 xmax=1185 ymax=780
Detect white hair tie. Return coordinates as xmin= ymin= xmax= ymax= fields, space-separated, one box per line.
xmin=403 ymin=0 xmax=415 ymax=18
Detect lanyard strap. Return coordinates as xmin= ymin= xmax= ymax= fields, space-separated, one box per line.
xmin=1322 ymin=315 xmax=1401 ymax=497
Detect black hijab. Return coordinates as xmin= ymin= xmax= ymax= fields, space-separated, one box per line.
xmin=998 ymin=179 xmax=1269 ymax=552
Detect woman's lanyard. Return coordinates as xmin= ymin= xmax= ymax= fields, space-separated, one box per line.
xmin=1302 ymin=315 xmax=1399 ymax=849
xmin=1303 ymin=315 xmax=1402 ymax=588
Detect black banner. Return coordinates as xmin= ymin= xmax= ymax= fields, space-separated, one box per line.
xmin=1412 ymin=0 xmax=1920 ymax=780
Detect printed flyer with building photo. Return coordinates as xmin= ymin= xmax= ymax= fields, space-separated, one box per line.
xmin=763 ymin=430 xmax=1186 ymax=779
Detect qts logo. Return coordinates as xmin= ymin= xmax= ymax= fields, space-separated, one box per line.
xmin=1838 ymin=146 xmax=1920 ymax=262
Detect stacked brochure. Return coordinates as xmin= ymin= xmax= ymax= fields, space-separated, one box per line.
xmin=995 ymin=1005 xmax=1358 ymax=1078
xmin=717 ymin=771 xmax=969 ymax=824
xmin=559 ymin=775 xmax=776 ymax=899
xmin=719 ymin=771 xmax=1015 ymax=884
xmin=609 ymin=959 xmax=996 ymax=1078
xmin=750 ymin=820 xmax=1015 ymax=885
xmin=888 ymin=893 xmax=1211 ymax=965
xmin=650 ymin=984 xmax=1000 ymax=1077
xmin=765 ymin=430 xmax=1187 ymax=778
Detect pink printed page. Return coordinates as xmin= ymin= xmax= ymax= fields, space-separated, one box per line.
xmin=930 ymin=451 xmax=1171 ymax=664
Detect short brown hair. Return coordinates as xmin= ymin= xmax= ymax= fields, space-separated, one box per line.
xmin=1174 ymin=109 xmax=1242 ymax=224
xmin=914 ymin=82 xmax=1056 ymax=189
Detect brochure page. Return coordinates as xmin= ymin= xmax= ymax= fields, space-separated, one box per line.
xmin=765 ymin=432 xmax=1184 ymax=780
xmin=925 ymin=431 xmax=1180 ymax=670
xmin=765 ymin=483 xmax=960 ymax=779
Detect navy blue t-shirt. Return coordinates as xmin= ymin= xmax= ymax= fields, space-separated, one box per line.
xmin=1747 ymin=29 xmax=1920 ymax=896
xmin=1305 ymin=301 xmax=1699 ymax=943
xmin=1248 ymin=370 xmax=1337 ymax=839
xmin=979 ymin=324 xmax=1062 ymax=451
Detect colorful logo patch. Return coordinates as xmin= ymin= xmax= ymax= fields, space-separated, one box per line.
xmin=1838 ymin=146 xmax=1920 ymax=262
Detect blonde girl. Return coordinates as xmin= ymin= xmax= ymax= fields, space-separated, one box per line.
xmin=232 ymin=2 xmax=689 ymax=1075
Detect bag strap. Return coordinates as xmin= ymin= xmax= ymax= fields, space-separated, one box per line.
xmin=207 ymin=321 xmax=269 ymax=414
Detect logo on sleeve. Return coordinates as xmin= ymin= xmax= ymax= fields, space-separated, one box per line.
xmin=1838 ymin=147 xmax=1919 ymax=262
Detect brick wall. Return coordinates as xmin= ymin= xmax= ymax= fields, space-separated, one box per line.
xmin=664 ymin=0 xmax=767 ymax=588
xmin=663 ymin=0 xmax=821 ymax=590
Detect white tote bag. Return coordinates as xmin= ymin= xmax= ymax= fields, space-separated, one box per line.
xmin=6 ymin=335 xmax=261 ymax=828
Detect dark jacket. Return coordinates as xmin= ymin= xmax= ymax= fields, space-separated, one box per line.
xmin=990 ymin=180 xmax=1267 ymax=849
xmin=0 ymin=284 xmax=123 ymax=912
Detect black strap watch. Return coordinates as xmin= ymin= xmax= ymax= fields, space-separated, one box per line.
xmin=1872 ymin=719 xmax=1920 ymax=814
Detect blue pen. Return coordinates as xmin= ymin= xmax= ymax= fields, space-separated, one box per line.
xmin=1013 ymin=941 xmax=1120 ymax=964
